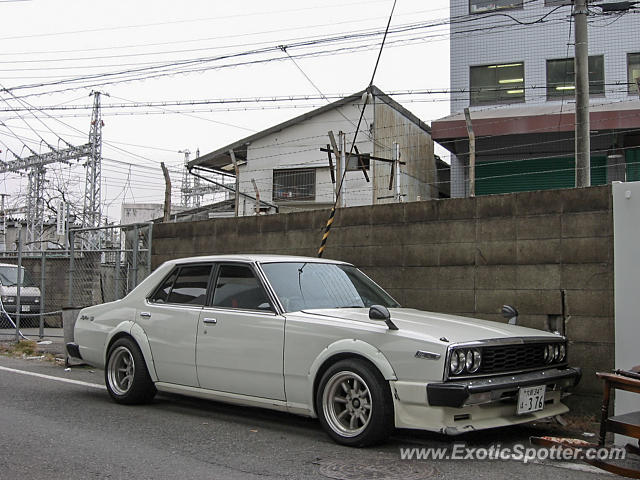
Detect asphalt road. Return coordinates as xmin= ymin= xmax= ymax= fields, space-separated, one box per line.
xmin=0 ymin=355 xmax=612 ymax=480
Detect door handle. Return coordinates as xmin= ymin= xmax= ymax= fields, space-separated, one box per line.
xmin=140 ymin=312 xmax=151 ymax=318
xmin=203 ymin=317 xmax=217 ymax=325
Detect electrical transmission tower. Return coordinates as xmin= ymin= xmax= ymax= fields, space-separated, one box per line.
xmin=180 ymin=147 xmax=220 ymax=209
xmin=82 ymin=91 xmax=103 ymax=248
xmin=179 ymin=149 xmax=192 ymax=208
xmin=0 ymin=91 xmax=103 ymax=250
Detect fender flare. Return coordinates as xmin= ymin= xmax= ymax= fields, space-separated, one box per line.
xmin=104 ymin=321 xmax=158 ymax=383
xmin=306 ymin=338 xmax=397 ymax=416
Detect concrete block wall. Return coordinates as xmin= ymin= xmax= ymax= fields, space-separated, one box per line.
xmin=152 ymin=185 xmax=614 ymax=409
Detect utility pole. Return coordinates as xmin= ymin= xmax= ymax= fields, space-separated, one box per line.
xmin=339 ymin=131 xmax=347 ymax=208
xmin=0 ymin=194 xmax=7 ymax=252
xmin=229 ymin=149 xmax=240 ymax=216
xmin=392 ymin=143 xmax=403 ymax=202
xmin=251 ymin=179 xmax=260 ymax=215
xmin=161 ymin=162 xmax=172 ymax=222
xmin=574 ymin=0 xmax=591 ymax=187
xmin=464 ymin=108 xmax=476 ymax=197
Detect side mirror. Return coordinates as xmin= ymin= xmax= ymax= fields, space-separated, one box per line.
xmin=369 ymin=305 xmax=398 ymax=331
xmin=502 ymin=305 xmax=519 ymax=325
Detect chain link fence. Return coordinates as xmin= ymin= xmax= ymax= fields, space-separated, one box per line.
xmin=0 ymin=223 xmax=152 ymax=340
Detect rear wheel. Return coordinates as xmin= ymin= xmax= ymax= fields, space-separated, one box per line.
xmin=316 ymin=358 xmax=394 ymax=447
xmin=105 ymin=337 xmax=156 ymax=404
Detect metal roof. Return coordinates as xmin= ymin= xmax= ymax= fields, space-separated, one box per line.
xmin=188 ymin=85 xmax=431 ymax=172
xmin=165 ymin=254 xmax=349 ymax=265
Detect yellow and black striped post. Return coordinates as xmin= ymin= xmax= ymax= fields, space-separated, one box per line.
xmin=317 ymin=206 xmax=336 ymax=257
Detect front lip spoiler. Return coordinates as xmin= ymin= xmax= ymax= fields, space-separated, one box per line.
xmin=427 ymin=367 xmax=582 ymax=408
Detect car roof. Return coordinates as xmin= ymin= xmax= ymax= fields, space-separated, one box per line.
xmin=0 ymin=263 xmax=18 ymax=268
xmin=166 ymin=254 xmax=350 ymax=266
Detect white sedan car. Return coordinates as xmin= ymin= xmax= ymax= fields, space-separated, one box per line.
xmin=68 ymin=254 xmax=580 ymax=446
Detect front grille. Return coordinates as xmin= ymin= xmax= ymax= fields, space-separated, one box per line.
xmin=447 ymin=341 xmax=567 ymax=379
xmin=478 ymin=344 xmax=547 ymax=375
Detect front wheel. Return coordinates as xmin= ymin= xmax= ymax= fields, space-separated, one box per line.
xmin=105 ymin=337 xmax=156 ymax=405
xmin=316 ymin=358 xmax=394 ymax=447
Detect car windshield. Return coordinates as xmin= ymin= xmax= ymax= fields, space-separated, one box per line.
xmin=0 ymin=266 xmax=37 ymax=287
xmin=260 ymin=262 xmax=400 ymax=313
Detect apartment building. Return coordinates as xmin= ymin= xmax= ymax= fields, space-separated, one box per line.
xmin=431 ymin=0 xmax=640 ymax=196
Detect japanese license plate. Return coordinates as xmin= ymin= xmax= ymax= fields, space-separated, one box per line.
xmin=517 ymin=385 xmax=546 ymax=415
xmin=21 ymin=305 xmax=30 ymax=312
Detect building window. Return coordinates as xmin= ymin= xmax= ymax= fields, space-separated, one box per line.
xmin=469 ymin=0 xmax=522 ymax=13
xmin=629 ymin=53 xmax=640 ymax=94
xmin=546 ymin=56 xmax=605 ymax=99
xmin=273 ymin=168 xmax=316 ymax=201
xmin=470 ymin=62 xmax=525 ymax=105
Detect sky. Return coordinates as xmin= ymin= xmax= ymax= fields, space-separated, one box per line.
xmin=0 ymin=0 xmax=451 ymax=222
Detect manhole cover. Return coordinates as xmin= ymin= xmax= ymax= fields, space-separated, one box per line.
xmin=318 ymin=458 xmax=438 ymax=480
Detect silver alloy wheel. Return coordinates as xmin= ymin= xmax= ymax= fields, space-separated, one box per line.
xmin=107 ymin=346 xmax=135 ymax=396
xmin=322 ymin=371 xmax=373 ymax=438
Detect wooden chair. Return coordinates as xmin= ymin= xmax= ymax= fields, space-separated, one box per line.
xmin=597 ymin=369 xmax=640 ymax=456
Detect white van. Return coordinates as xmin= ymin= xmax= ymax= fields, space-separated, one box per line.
xmin=0 ymin=263 xmax=42 ymax=327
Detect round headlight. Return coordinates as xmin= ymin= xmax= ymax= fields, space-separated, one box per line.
xmin=544 ymin=345 xmax=554 ymax=364
xmin=467 ymin=348 xmax=482 ymax=373
xmin=450 ymin=350 xmax=465 ymax=375
xmin=559 ymin=344 xmax=566 ymax=362
xmin=467 ymin=348 xmax=481 ymax=373
xmin=465 ymin=350 xmax=474 ymax=371
xmin=456 ymin=350 xmax=466 ymax=374
xmin=449 ymin=352 xmax=459 ymax=374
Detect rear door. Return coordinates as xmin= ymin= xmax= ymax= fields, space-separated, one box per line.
xmin=195 ymin=262 xmax=286 ymax=400
xmin=137 ymin=263 xmax=213 ymax=387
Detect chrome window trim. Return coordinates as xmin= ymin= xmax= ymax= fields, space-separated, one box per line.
xmin=143 ymin=299 xmax=206 ymax=311
xmin=201 ymin=304 xmax=280 ymax=317
xmin=443 ymin=336 xmax=568 ymax=381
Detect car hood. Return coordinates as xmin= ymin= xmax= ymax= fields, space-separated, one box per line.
xmin=298 ymin=307 xmax=561 ymax=344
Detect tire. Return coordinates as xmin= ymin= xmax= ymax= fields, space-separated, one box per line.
xmin=316 ymin=358 xmax=394 ymax=447
xmin=105 ymin=337 xmax=156 ymax=405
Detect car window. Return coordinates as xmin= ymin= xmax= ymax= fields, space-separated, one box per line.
xmin=149 ymin=269 xmax=178 ymax=303
xmin=166 ymin=265 xmax=212 ymax=306
xmin=260 ymin=262 xmax=400 ymax=313
xmin=211 ymin=264 xmax=272 ymax=311
xmin=0 ymin=266 xmax=37 ymax=287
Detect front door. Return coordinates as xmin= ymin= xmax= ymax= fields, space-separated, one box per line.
xmin=195 ymin=263 xmax=285 ymax=400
